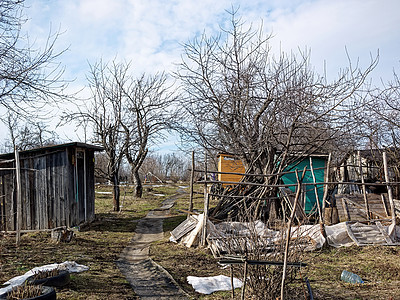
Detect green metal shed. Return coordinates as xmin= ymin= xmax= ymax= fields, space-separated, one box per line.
xmin=281 ymin=155 xmax=327 ymax=215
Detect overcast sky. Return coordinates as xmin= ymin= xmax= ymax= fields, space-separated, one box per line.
xmin=2 ymin=0 xmax=400 ymax=152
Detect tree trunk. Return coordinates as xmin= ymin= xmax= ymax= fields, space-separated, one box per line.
xmin=133 ymin=169 xmax=143 ymax=198
xmin=111 ymin=173 xmax=120 ymax=211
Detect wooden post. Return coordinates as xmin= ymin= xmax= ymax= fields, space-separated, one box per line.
xmin=309 ymin=157 xmax=323 ymax=223
xmin=241 ymin=260 xmax=247 ymax=300
xmin=201 ymin=152 xmax=208 ymax=247
xmin=358 ymin=151 xmax=370 ymax=221
xmin=322 ymin=153 xmax=331 ymax=211
xmin=230 ymin=265 xmax=235 ymax=299
xmin=383 ymin=152 xmax=396 ymax=230
xmin=188 ymin=151 xmax=195 ymax=216
xmin=341 ymin=198 xmax=351 ymax=221
xmin=15 ymin=147 xmax=22 ymax=246
xmin=381 ymin=194 xmax=389 ymax=217
xmin=281 ymin=168 xmax=305 ymax=300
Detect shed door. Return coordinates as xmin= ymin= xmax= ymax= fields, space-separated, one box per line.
xmin=75 ymin=150 xmax=87 ymax=222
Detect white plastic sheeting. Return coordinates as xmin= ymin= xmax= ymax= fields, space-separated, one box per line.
xmin=187 ymin=275 xmax=242 ymax=294
xmin=172 ymin=216 xmax=400 ymax=252
xmin=0 ymin=261 xmax=89 ymax=295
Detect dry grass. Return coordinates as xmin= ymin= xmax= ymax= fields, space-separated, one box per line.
xmin=150 ymin=237 xmax=400 ymax=299
xmin=3 ymin=183 xmax=400 ymax=299
xmin=0 ymin=183 xmax=177 ymax=300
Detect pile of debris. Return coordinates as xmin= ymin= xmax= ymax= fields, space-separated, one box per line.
xmin=170 ymin=215 xmax=400 ymax=257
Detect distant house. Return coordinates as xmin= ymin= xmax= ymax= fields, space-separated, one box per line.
xmin=0 ymin=142 xmax=103 ymax=231
xmin=337 ymin=149 xmax=399 ymax=194
xmin=335 ymin=149 xmax=400 ymax=222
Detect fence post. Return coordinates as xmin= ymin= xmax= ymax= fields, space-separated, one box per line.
xmin=281 ymin=167 xmax=306 ymax=300
xmin=15 ymin=147 xmax=22 ymax=246
xmin=383 ymin=152 xmax=396 ymax=231
xmin=322 ymin=153 xmax=331 ymax=211
xmin=309 ymin=157 xmax=322 ymax=223
xmin=359 ymin=151 xmax=370 ymax=221
xmin=188 ymin=151 xmax=195 ymax=216
xmin=201 ymin=152 xmax=208 ymax=247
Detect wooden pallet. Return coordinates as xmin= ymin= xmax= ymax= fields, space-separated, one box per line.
xmin=336 ymin=194 xmax=391 ymax=222
xmin=345 ymin=221 xmax=398 ymax=246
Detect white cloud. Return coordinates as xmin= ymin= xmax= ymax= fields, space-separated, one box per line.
xmin=1 ymin=0 xmax=399 ymax=146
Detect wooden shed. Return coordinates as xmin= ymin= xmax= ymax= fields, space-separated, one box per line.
xmin=280 ymin=155 xmax=328 ymax=215
xmin=0 ymin=142 xmax=103 ymax=231
xmin=217 ymin=153 xmax=245 ymax=183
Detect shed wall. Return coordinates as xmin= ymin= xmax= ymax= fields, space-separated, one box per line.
xmin=0 ymin=146 xmax=96 ymax=231
xmin=218 ymin=154 xmax=245 ymax=183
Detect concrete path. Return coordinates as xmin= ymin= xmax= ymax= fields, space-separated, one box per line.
xmin=116 ymin=191 xmax=189 ymax=300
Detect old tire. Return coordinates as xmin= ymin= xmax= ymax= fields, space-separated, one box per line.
xmin=0 ymin=286 xmax=56 ymax=300
xmin=26 ymin=270 xmax=70 ymax=287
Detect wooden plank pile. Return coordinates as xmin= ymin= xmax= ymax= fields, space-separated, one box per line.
xmin=345 ymin=221 xmax=399 ymax=246
xmin=336 ymin=193 xmax=391 ymax=222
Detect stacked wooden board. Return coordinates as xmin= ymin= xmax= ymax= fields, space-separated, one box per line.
xmin=336 ymin=193 xmax=391 ymax=222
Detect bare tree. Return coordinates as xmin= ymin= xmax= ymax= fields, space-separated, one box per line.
xmin=1 ymin=111 xmax=59 ymax=151
xmin=120 ymin=70 xmax=177 ymax=197
xmin=0 ymin=0 xmax=68 ymax=114
xmin=176 ymin=10 xmax=376 ymax=217
xmin=65 ymin=60 xmax=176 ymax=208
xmin=366 ymin=72 xmax=400 ymax=149
xmin=65 ymin=61 xmax=128 ymax=211
xmin=141 ymin=153 xmax=190 ymax=182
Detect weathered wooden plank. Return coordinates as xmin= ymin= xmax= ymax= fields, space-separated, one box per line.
xmin=345 ymin=222 xmax=360 ymax=246
xmin=86 ymin=150 xmax=95 ymax=221
xmin=375 ymin=221 xmax=393 ymax=244
xmin=61 ymin=150 xmax=67 ymax=227
xmin=22 ymin=159 xmax=30 ymax=230
xmin=341 ymin=198 xmax=350 ymax=221
xmin=171 ymin=216 xmax=198 ymax=241
xmin=53 ymin=153 xmax=59 ymax=227
xmin=343 ymin=197 xmax=387 ymax=219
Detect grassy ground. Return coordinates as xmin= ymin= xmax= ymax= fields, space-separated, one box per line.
xmin=2 ymin=183 xmax=400 ymax=299
xmin=0 ymin=183 xmax=177 ymax=299
xmin=151 ymin=184 xmax=400 ymax=299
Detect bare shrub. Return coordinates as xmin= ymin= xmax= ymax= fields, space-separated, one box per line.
xmin=211 ymin=205 xmax=309 ymax=299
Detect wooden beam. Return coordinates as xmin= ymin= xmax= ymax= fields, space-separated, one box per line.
xmin=383 ymin=152 xmax=396 ymax=235
xmin=201 ymin=152 xmax=208 ymax=247
xmin=309 ymin=157 xmax=323 ymax=223
xmin=322 ymin=153 xmax=332 ymax=211
xmin=281 ymin=168 xmax=305 ymax=300
xmin=358 ymin=151 xmax=370 ymax=221
xmin=15 ymin=147 xmax=22 ymax=246
xmin=188 ymin=151 xmax=195 ymax=215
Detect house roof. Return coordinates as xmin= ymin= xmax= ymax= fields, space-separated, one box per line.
xmin=0 ymin=142 xmax=104 ymax=160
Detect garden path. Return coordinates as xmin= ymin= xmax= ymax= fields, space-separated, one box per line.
xmin=116 ymin=189 xmax=189 ymax=300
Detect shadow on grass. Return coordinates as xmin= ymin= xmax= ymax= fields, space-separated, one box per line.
xmin=82 ymin=213 xmax=139 ymax=233
xmin=163 ymin=215 xmax=187 ymax=233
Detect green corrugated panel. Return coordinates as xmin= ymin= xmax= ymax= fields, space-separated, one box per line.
xmin=281 ymin=157 xmax=326 ymax=214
